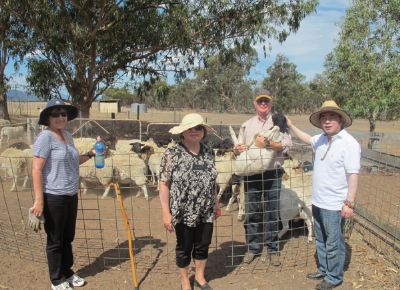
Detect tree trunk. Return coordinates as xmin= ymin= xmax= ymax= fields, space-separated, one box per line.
xmin=367 ymin=117 xmax=377 ymax=149
xmin=0 ymin=76 xmax=11 ymax=121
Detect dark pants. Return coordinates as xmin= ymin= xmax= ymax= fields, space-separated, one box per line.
xmin=175 ymin=222 xmax=213 ymax=268
xmin=244 ymin=168 xmax=283 ymax=254
xmin=43 ymin=193 xmax=78 ymax=286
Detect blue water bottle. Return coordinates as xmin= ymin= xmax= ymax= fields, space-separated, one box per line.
xmin=94 ymin=136 xmax=105 ymax=169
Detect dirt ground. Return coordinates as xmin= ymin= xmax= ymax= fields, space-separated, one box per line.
xmin=1 ymin=110 xmax=399 ymax=290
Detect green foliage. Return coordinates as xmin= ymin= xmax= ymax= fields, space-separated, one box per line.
xmin=26 ymin=58 xmax=63 ymax=100
xmin=0 ymin=1 xmax=29 ymax=119
xmin=102 ymin=86 xmax=136 ymax=106
xmin=324 ymin=0 xmax=400 ymax=132
xmin=167 ymin=46 xmax=256 ymax=112
xmin=8 ymin=0 xmax=317 ymax=116
xmin=262 ymin=54 xmax=308 ymax=113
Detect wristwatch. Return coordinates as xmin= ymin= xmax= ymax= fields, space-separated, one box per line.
xmin=344 ymin=200 xmax=355 ymax=209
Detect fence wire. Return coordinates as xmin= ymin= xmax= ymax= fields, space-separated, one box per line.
xmin=0 ymin=122 xmax=399 ymax=280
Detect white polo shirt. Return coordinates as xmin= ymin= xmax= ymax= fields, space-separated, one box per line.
xmin=311 ymin=129 xmax=361 ymax=210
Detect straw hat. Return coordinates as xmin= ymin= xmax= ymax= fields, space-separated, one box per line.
xmin=309 ymin=100 xmax=352 ymax=129
xmin=169 ymin=113 xmax=215 ymax=135
xmin=38 ymin=99 xmax=79 ymax=126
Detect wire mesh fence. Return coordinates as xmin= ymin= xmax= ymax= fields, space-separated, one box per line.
xmin=0 ymin=120 xmax=399 ymax=281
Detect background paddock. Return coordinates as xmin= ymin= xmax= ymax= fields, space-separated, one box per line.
xmin=0 ymin=110 xmax=399 ymax=289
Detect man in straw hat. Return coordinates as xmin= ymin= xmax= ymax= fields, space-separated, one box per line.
xmin=236 ymin=88 xmax=292 ymax=266
xmin=286 ymin=100 xmax=361 ymax=290
xmin=160 ymin=113 xmax=219 ymax=290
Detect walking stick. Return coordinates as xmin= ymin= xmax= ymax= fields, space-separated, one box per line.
xmin=111 ymin=183 xmax=139 ymax=290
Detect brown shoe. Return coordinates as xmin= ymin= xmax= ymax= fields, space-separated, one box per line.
xmin=260 ymin=252 xmax=268 ymax=263
xmin=307 ymin=271 xmax=325 ymax=280
xmin=243 ymin=252 xmax=256 ymax=264
xmin=315 ymin=280 xmax=339 ymax=290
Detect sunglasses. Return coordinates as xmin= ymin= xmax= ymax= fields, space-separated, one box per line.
xmin=190 ymin=125 xmax=204 ymax=131
xmin=257 ymin=99 xmax=270 ymax=105
xmin=49 ymin=112 xmax=67 ymax=118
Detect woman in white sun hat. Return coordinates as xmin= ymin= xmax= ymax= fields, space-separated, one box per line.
xmin=159 ymin=113 xmax=219 ymax=290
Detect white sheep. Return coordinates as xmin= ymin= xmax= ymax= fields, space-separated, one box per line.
xmin=0 ymin=119 xmax=11 ymax=126
xmin=109 ymin=151 xmax=149 ymax=199
xmin=0 ymin=125 xmax=25 ymax=146
xmin=0 ymin=147 xmax=32 ymax=191
xmin=278 ymin=158 xmax=313 ymax=242
xmin=214 ymin=126 xmax=282 ymax=220
xmin=79 ymin=162 xmax=119 ymax=198
xmin=229 ymin=125 xmax=283 ymax=176
xmin=214 ymin=151 xmax=245 ymax=220
xmin=148 ymin=152 xmax=163 ymax=190
xmin=73 ymin=137 xmax=96 ymax=154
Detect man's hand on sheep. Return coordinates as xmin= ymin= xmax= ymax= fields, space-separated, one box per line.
xmin=234 ymin=144 xmax=248 ymax=155
xmin=28 ymin=208 xmax=45 ymax=232
xmin=268 ymin=140 xmax=284 ymax=152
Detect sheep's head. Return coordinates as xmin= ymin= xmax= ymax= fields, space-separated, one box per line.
xmin=272 ymin=112 xmax=289 ymax=134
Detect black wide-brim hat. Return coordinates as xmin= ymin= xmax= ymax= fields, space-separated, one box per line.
xmin=38 ymin=98 xmax=79 ymax=126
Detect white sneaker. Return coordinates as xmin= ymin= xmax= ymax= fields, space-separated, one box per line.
xmin=66 ymin=274 xmax=86 ymax=287
xmin=51 ymin=281 xmax=73 ymax=290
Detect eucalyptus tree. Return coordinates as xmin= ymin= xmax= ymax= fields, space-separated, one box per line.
xmin=193 ymin=44 xmax=257 ymax=112
xmin=0 ymin=1 xmax=26 ymax=120
xmin=11 ymin=0 xmax=318 ymax=117
xmin=262 ymin=54 xmax=307 ymax=113
xmin=324 ymin=0 xmax=400 ymax=133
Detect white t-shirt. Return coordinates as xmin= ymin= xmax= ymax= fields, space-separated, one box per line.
xmin=311 ymin=129 xmax=361 ymax=210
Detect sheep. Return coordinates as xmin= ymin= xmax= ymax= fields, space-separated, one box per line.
xmin=148 ymin=152 xmax=163 ymax=190
xmin=278 ymin=158 xmax=313 ymax=242
xmin=0 ymin=147 xmax=32 ymax=191
xmin=109 ymin=151 xmax=149 ymax=199
xmin=73 ymin=137 xmax=97 ymax=154
xmin=214 ymin=150 xmax=246 ymax=220
xmin=130 ymin=138 xmax=176 ymax=188
xmin=0 ymin=119 xmax=11 ymax=126
xmin=73 ymin=136 xmax=116 ymax=154
xmin=79 ymin=162 xmax=119 ymax=198
xmin=0 ymin=125 xmax=25 ymax=146
xmin=230 ymin=125 xmax=283 ymax=176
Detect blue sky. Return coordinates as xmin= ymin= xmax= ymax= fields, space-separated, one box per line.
xmin=6 ymin=0 xmax=350 ymax=90
xmin=251 ymin=0 xmax=350 ymax=82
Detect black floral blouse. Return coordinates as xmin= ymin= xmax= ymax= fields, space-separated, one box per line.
xmin=159 ymin=142 xmax=217 ymax=227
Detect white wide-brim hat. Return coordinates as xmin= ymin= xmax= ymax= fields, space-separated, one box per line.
xmin=309 ymin=100 xmax=352 ymax=129
xmin=169 ymin=113 xmax=216 ymax=135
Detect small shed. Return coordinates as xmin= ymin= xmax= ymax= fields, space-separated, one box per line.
xmin=99 ymin=99 xmax=121 ymax=113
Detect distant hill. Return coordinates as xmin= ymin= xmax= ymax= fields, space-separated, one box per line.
xmin=6 ymin=89 xmax=40 ymax=101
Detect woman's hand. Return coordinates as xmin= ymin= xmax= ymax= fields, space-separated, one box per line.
xmin=162 ymin=212 xmax=174 ymax=232
xmin=31 ymin=199 xmax=44 ymax=217
xmin=215 ymin=203 xmax=222 ymax=219
xmin=286 ymin=116 xmax=293 ymax=129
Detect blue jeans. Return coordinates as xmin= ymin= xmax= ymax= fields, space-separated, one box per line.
xmin=244 ymin=169 xmax=283 ymax=254
xmin=312 ymin=205 xmax=345 ymax=286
